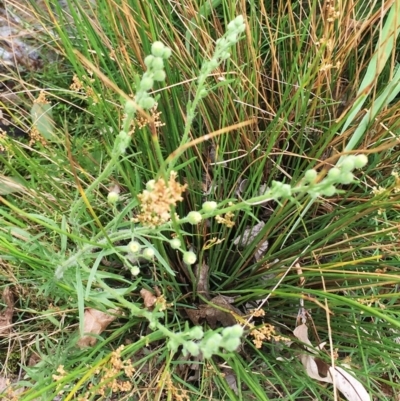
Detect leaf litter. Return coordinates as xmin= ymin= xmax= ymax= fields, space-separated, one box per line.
xmin=77 ymin=308 xmax=119 ymax=348
xmin=185 ymin=295 xmax=242 ymax=328
xmin=0 ymin=286 xmax=14 ymax=335
xmin=232 ymin=220 xmax=269 ymax=262
xmin=293 ymin=323 xmax=371 ymax=401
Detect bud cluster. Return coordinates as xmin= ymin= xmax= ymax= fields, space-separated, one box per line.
xmin=264 ymin=155 xmax=368 ymax=200
xmin=168 ymin=324 xmax=244 ymax=358
xmin=304 ymin=154 xmax=368 ymax=198
xmin=133 ymin=42 xmax=172 ymax=110
xmin=195 ymin=15 xmax=246 ymax=101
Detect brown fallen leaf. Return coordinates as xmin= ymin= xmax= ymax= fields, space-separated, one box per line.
xmin=140 ymin=288 xmax=157 ymax=309
xmin=204 ymin=295 xmax=241 ymax=328
xmin=221 ymin=367 xmax=238 ymax=394
xmin=185 ymin=295 xmax=242 ymax=329
xmin=293 ymin=323 xmax=370 ymax=401
xmin=194 ymin=262 xmax=210 ymax=300
xmin=185 ymin=308 xmax=203 ymax=325
xmin=233 ymin=221 xmax=268 ymax=262
xmin=0 ymin=377 xmax=9 ymax=392
xmin=77 ymin=308 xmax=119 ymax=348
xmin=0 ymin=287 xmax=14 ymax=335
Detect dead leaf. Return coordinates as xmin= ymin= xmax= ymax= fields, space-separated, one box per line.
xmin=194 ymin=262 xmax=210 ymax=300
xmin=293 ymin=323 xmax=371 ymax=401
xmin=176 ymin=352 xmax=202 ymax=382
xmin=185 ymin=308 xmax=203 ymax=325
xmin=233 ymin=221 xmax=268 ymax=261
xmin=332 ymin=366 xmax=371 ymax=401
xmin=0 ymin=176 xmax=27 ymax=195
xmin=222 ymin=367 xmax=238 ymax=394
xmin=205 ymin=295 xmax=242 ymax=328
xmin=185 ymin=295 xmax=242 ymax=329
xmin=0 ymin=377 xmax=9 ymax=392
xmin=140 ymin=288 xmax=157 ymax=309
xmin=28 ymin=352 xmax=41 ymax=367
xmin=31 ymin=102 xmax=55 ymax=140
xmin=293 ymin=323 xmax=314 ymax=349
xmin=77 ymin=308 xmax=118 ymax=348
xmin=0 ymin=287 xmax=14 ymax=334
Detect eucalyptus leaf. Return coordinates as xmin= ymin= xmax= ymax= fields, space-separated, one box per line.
xmin=30 ymin=102 xmax=55 ymax=140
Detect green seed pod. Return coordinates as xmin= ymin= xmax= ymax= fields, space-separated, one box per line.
xmin=328 ymin=167 xmax=341 ymax=180
xmin=189 ymin=326 xmax=204 ymax=340
xmin=208 ymin=59 xmax=219 ymax=70
xmin=184 ymin=341 xmax=200 ymax=356
xmin=146 ymin=179 xmax=156 ymax=191
xmin=233 ymin=15 xmax=244 ymax=27
xmin=223 ymin=337 xmax=241 ymax=352
xmin=198 ymin=89 xmax=208 ymax=98
xmin=128 ymin=241 xmax=141 ymax=254
xmin=170 ymin=238 xmax=181 ymax=250
xmin=144 ymin=55 xmax=155 ymax=68
xmin=339 ymin=156 xmax=355 ymax=172
xmin=236 ymin=23 xmax=246 ymax=33
xmin=142 ymin=247 xmax=155 ymax=259
xmin=220 ymin=51 xmax=231 ymax=60
xmin=322 ymin=185 xmax=336 ymax=196
xmin=183 ymin=251 xmax=197 ymax=265
xmin=187 ymin=211 xmax=202 ymax=224
xmin=141 ymin=96 xmax=155 ymax=110
xmin=151 ymin=57 xmax=164 ymax=70
xmin=151 ymin=41 xmax=165 ymax=57
xmin=339 ymin=172 xmax=354 ymax=184
xmin=354 ymin=154 xmax=368 ymax=169
xmin=107 ymin=192 xmax=119 ymax=204
xmin=162 ymin=47 xmax=172 ymax=59
xmin=304 ymin=169 xmax=317 ymax=183
xmin=153 ymin=70 xmax=166 ymax=82
xmin=223 ymin=324 xmax=243 ymax=338
xmin=202 ymin=201 xmax=217 ymax=212
xmin=226 ymin=34 xmax=238 ymax=44
xmin=204 ymin=334 xmax=222 ymax=352
xmin=140 ymin=77 xmax=154 ymax=91
xmin=124 ymin=100 xmax=136 ymax=114
xmin=130 ymin=266 xmax=140 ymax=276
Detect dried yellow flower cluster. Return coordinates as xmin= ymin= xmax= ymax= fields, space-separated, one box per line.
xmin=215 ymin=210 xmax=235 ymax=227
xmin=70 ymin=74 xmax=98 ymax=103
xmin=165 ymin=371 xmax=190 ymax=401
xmin=52 ymin=364 xmax=67 ymax=381
xmin=29 ymin=125 xmax=47 ymax=147
xmin=250 ymin=323 xmax=287 ymax=349
xmin=78 ymin=345 xmax=135 ymax=400
xmin=135 ymin=102 xmax=165 ymax=130
xmin=51 ymin=346 xmax=135 ymax=400
xmin=96 ymin=346 xmax=134 ymax=395
xmin=134 ymin=171 xmax=187 ymax=227
xmin=326 ymin=4 xmax=340 ymax=22
xmin=34 ymin=91 xmax=49 ymax=105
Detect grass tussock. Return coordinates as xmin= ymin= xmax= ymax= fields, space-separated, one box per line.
xmin=1 ymin=0 xmax=400 ymax=400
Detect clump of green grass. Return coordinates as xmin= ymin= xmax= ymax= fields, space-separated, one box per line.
xmin=1 ymin=0 xmax=400 ymax=400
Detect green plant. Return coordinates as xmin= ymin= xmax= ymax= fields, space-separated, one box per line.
xmin=1 ymin=0 xmax=400 ymax=400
